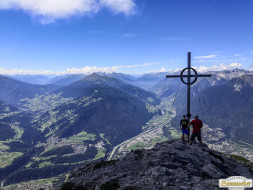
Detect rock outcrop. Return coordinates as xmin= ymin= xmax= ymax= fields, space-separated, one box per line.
xmin=61 ymin=140 xmax=253 ymax=190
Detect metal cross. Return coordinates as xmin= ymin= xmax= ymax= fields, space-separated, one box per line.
xmin=166 ymin=52 xmax=212 ymax=122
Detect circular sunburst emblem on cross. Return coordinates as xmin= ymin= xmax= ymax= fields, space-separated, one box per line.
xmin=180 ymin=67 xmax=198 ymax=85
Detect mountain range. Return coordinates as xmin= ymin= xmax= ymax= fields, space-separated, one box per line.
xmin=0 ymin=69 xmax=253 ymax=189
xmin=0 ymin=73 xmax=160 ymax=186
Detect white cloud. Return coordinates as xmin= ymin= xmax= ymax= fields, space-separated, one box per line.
xmin=151 ymin=63 xmax=242 ymax=74
xmin=193 ymin=62 xmax=242 ymax=73
xmin=234 ymin=54 xmax=242 ymax=57
xmin=100 ymin=0 xmax=135 ymax=15
xmin=143 ymin=62 xmax=158 ymax=66
xmin=0 ymin=68 xmax=55 ymax=75
xmin=146 ymin=67 xmax=167 ymax=73
xmin=0 ymin=66 xmax=116 ymax=75
xmin=160 ymin=68 xmax=166 ymax=72
xmin=0 ymin=62 xmax=158 ymax=75
xmin=194 ymin=55 xmax=218 ymax=59
xmin=1 ymin=62 xmax=243 ymax=76
xmin=0 ymin=0 xmax=136 ymax=24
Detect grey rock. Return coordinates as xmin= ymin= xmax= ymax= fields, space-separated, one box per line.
xmin=62 ymin=140 xmax=253 ymax=190
xmin=201 ymin=163 xmax=226 ymax=179
xmin=179 ymin=186 xmax=188 ymax=190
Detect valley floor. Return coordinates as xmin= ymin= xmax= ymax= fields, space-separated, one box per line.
xmin=1 ymin=97 xmax=253 ymax=190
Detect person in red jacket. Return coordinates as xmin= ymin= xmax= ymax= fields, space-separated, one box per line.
xmin=189 ymin=114 xmax=203 ymax=146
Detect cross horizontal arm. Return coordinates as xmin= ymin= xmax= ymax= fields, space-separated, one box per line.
xmin=196 ymin=74 xmax=212 ymax=77
xmin=166 ymin=74 xmax=212 ymax=78
xmin=180 ymin=74 xmax=212 ymax=78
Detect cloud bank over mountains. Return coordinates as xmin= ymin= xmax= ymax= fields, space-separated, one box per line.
xmin=0 ymin=62 xmax=243 ymax=76
xmin=194 ymin=62 xmax=242 ymax=73
xmin=0 ymin=0 xmax=136 ymax=23
xmin=0 ymin=62 xmax=158 ymax=75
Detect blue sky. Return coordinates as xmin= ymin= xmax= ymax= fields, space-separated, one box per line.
xmin=0 ymin=0 xmax=253 ymax=75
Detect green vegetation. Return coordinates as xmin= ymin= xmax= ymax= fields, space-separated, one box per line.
xmin=26 ymin=162 xmax=34 ymax=168
xmin=32 ymin=176 xmax=58 ymax=185
xmin=11 ymin=122 xmax=24 ymax=140
xmin=39 ymin=161 xmax=52 ymax=168
xmin=146 ymin=103 xmax=158 ymax=113
xmin=69 ymin=131 xmax=95 ymax=144
xmin=170 ymin=129 xmax=181 ymax=139
xmin=40 ymin=117 xmax=57 ymax=133
xmin=149 ymin=134 xmax=169 ymax=145
xmin=62 ymin=160 xmax=86 ymax=165
xmin=147 ymin=97 xmax=154 ymax=103
xmin=94 ymin=148 xmax=105 ymax=160
xmin=128 ymin=134 xmax=169 ymax=151
xmin=21 ymin=93 xmax=73 ymax=113
xmin=230 ymin=155 xmax=250 ymax=163
xmin=32 ymin=155 xmax=57 ymax=162
xmin=0 ymin=144 xmax=9 ymax=151
xmin=0 ymin=152 xmax=23 ymax=168
xmin=1 ymin=121 xmax=25 ymax=143
xmin=128 ymin=142 xmax=145 ymax=151
xmin=46 ymin=145 xmax=60 ymax=152
xmin=4 ymin=176 xmax=60 ymax=189
xmin=41 ymin=155 xmax=58 ymax=160
xmin=0 ymin=111 xmax=19 ymax=120
xmin=143 ymin=103 xmax=173 ymax=131
xmin=99 ymin=133 xmax=111 ymax=144
xmin=228 ymin=154 xmax=253 ymax=168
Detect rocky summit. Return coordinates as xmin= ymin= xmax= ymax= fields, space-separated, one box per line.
xmin=61 ymin=140 xmax=253 ymax=190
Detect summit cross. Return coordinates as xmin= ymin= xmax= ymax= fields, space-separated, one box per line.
xmin=166 ymin=52 xmax=212 ymax=122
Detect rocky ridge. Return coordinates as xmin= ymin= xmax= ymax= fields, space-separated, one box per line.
xmin=62 ymin=140 xmax=253 ymax=190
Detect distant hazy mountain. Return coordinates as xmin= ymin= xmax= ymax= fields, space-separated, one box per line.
xmin=8 ymin=75 xmax=53 ymax=85
xmin=53 ymin=73 xmax=160 ymax=104
xmin=46 ymin=75 xmax=67 ymax=84
xmin=151 ymin=69 xmax=252 ymax=97
xmin=150 ymin=78 xmax=184 ymax=98
xmin=48 ymin=74 xmax=86 ymax=86
xmin=48 ymin=73 xmax=138 ymax=87
xmin=47 ymin=72 xmax=172 ymax=90
xmin=101 ymin=72 xmax=137 ymax=85
xmin=0 ymin=75 xmax=59 ymax=106
xmin=136 ymin=72 xmax=167 ymax=89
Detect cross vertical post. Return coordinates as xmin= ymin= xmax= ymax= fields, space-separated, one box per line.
xmin=187 ymin=52 xmax=191 ymax=122
xmin=166 ymin=52 xmax=212 ymax=124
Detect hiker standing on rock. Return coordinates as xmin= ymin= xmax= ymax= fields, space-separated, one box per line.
xmin=189 ymin=114 xmax=203 ymax=146
xmin=180 ymin=115 xmax=189 ymax=142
